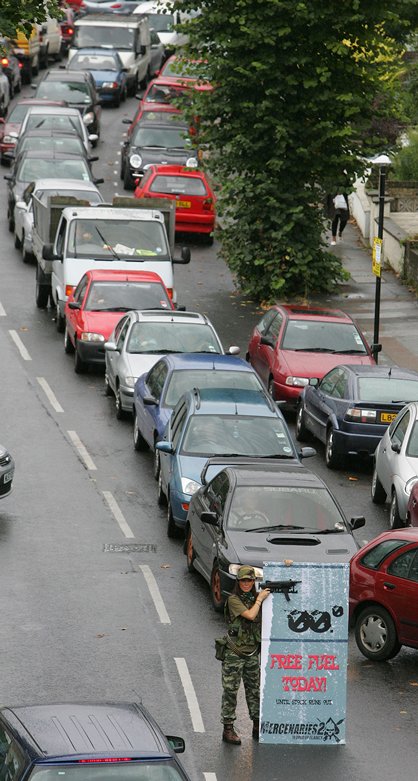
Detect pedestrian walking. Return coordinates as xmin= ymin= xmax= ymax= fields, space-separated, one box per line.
xmin=221 ymin=566 xmax=270 ymax=745
xmin=331 ymin=193 xmax=349 ymax=245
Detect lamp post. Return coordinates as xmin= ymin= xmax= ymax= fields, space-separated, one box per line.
xmin=370 ymin=153 xmax=391 ymax=364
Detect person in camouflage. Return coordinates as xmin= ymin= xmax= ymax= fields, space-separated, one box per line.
xmin=221 ymin=565 xmax=270 ymax=745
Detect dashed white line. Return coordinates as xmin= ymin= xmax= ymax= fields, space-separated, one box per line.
xmin=0 ymin=301 xmax=6 ymax=316
xmin=140 ymin=565 xmax=171 ymax=624
xmin=67 ymin=430 xmax=97 ymax=470
xmin=9 ymin=330 xmax=31 ymax=360
xmin=203 ymin=774 xmax=217 ymax=781
xmin=37 ymin=377 xmax=64 ymax=413
xmin=174 ymin=657 xmax=205 ymax=733
xmin=103 ymin=490 xmax=135 ymax=539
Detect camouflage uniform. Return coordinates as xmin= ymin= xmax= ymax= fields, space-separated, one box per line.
xmin=221 ymin=590 xmax=261 ymax=724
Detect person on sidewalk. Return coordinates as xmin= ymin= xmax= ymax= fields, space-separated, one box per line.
xmin=331 ymin=193 xmax=349 ymax=245
xmin=221 ymin=566 xmax=270 ymax=745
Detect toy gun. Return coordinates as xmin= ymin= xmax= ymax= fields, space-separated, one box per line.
xmin=259 ymin=579 xmax=301 ymax=602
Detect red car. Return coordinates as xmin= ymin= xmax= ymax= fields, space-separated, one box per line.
xmin=0 ymin=99 xmax=67 ymax=163
xmin=134 ymin=164 xmax=215 ymax=242
xmin=158 ymin=56 xmax=211 ymax=90
xmin=406 ymin=482 xmax=418 ymax=528
xmin=64 ymin=269 xmax=174 ymax=373
xmin=247 ymin=304 xmax=375 ymax=406
xmin=349 ymin=530 xmax=418 ymax=661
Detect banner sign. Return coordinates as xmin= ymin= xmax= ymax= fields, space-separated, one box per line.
xmin=260 ymin=562 xmax=349 ymax=745
xmin=372 ymin=237 xmax=382 ymax=277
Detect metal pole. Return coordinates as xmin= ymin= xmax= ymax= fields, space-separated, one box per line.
xmin=372 ymin=165 xmax=386 ymax=363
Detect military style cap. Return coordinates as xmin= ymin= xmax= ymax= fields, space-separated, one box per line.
xmin=237 ymin=565 xmax=256 ymax=580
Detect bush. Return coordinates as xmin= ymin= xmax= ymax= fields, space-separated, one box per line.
xmin=392 ymin=131 xmax=418 ymax=180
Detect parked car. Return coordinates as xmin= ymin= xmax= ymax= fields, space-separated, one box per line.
xmin=67 ymin=48 xmax=128 ymax=106
xmin=0 ymin=99 xmax=67 ymax=164
xmin=121 ymin=117 xmax=195 ymax=189
xmin=32 ymin=70 xmax=101 ymax=140
xmin=59 ymin=6 xmax=76 ymax=54
xmin=149 ymin=29 xmax=166 ymax=76
xmin=138 ymin=77 xmax=193 ymax=109
xmin=18 ymin=105 xmax=98 ymax=152
xmin=37 ymin=16 xmax=63 ymax=67
xmin=406 ymin=480 xmax=418 ymax=527
xmin=10 ymin=129 xmax=97 ymax=164
xmin=158 ymin=55 xmax=210 ymax=84
xmin=247 ymin=303 xmax=375 ymax=406
xmin=349 ymin=530 xmax=418 ymax=660
xmin=0 ymin=702 xmax=190 ymax=780
xmin=135 ymin=164 xmax=215 ymax=242
xmin=186 ymin=460 xmax=365 ymax=610
xmin=105 ymin=309 xmax=235 ymax=418
xmin=0 ymin=38 xmax=22 ymax=97
xmin=65 ymin=269 xmax=175 ymax=372
xmin=371 ymin=400 xmax=418 ymax=528
xmin=0 ymin=443 xmax=15 ymax=499
xmin=296 ymin=365 xmax=418 ymax=469
xmin=0 ymin=66 xmax=10 ymax=117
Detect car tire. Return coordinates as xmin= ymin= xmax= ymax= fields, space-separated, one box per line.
xmin=104 ymin=372 xmax=112 ymax=397
xmin=22 ymin=232 xmax=32 ymax=264
xmin=123 ymin=164 xmax=134 ymax=191
xmin=115 ymin=385 xmax=125 ymax=420
xmin=185 ymin=526 xmax=195 ymax=573
xmin=210 ymin=562 xmax=225 ymax=612
xmin=8 ymin=208 xmax=14 ymax=233
xmin=157 ymin=469 xmax=167 ymax=506
xmin=325 ymin=427 xmax=342 ymax=469
xmin=153 ymin=444 xmax=160 ymax=480
xmin=355 ymin=605 xmax=401 ymax=661
xmin=371 ymin=465 xmax=386 ymax=504
xmin=64 ymin=324 xmax=74 ymax=354
xmin=74 ymin=341 xmax=88 ymax=374
xmin=32 ymin=57 xmax=39 ymax=76
xmin=56 ymin=302 xmax=65 ymax=333
xmin=133 ymin=410 xmax=148 ymax=451
xmin=36 ymin=265 xmax=50 ymax=308
xmin=14 ymin=231 xmax=21 ymax=250
xmin=120 ymin=157 xmax=126 ymax=181
xmin=267 ymin=376 xmax=275 ymax=401
xmin=128 ymin=74 xmax=138 ymax=97
xmin=121 ymin=85 xmax=127 ymax=102
xmin=167 ymin=494 xmax=180 ymax=538
xmin=389 ymin=491 xmax=403 ymax=529
xmin=295 ymin=404 xmax=310 ymax=441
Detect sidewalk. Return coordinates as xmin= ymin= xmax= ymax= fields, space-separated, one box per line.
xmin=323 ymin=221 xmax=418 ymax=372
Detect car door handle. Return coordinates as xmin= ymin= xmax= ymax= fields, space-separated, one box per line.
xmin=383 ymin=582 xmax=395 ymax=590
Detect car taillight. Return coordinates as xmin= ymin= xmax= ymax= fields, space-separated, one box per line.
xmin=202 ymin=198 xmax=214 ymax=212
xmin=66 ymin=285 xmax=75 ymax=297
xmin=78 ymin=759 xmax=133 ymax=764
xmin=110 ymin=2 xmax=122 ymax=6
xmin=1 ymin=58 xmax=9 ymax=67
xmin=166 ymin=288 xmax=173 ymax=300
xmin=18 ymin=61 xmax=23 ymax=69
xmin=181 ymin=502 xmax=190 ymax=512
xmin=345 ymin=408 xmax=377 ymax=423
xmin=68 ymin=27 xmax=74 ymax=35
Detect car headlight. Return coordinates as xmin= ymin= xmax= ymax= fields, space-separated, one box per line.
xmin=285 ymin=376 xmax=310 ymax=387
xmin=80 ymin=332 xmax=105 ymax=342
xmin=181 ymin=477 xmax=200 ymax=495
xmin=228 ymin=564 xmax=264 ymax=579
xmin=405 ymin=477 xmax=418 ymax=495
xmin=3 ymin=136 xmax=17 ymax=144
xmin=102 ymin=82 xmax=117 ymax=88
xmin=130 ymin=153 xmax=142 ymax=169
xmin=124 ymin=376 xmax=137 ymax=388
xmin=83 ymin=112 xmax=95 ymax=125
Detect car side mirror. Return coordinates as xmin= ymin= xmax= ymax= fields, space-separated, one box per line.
xmin=200 ymin=511 xmax=219 ymax=526
xmin=68 ymin=301 xmax=81 ymax=310
xmin=122 ymin=118 xmax=133 ymax=124
xmin=88 ymin=134 xmax=99 ymax=143
xmin=3 ymin=174 xmax=13 ymax=181
xmin=30 ymin=83 xmax=37 ymax=89
xmin=260 ymin=335 xmax=274 ymax=348
xmin=299 ymin=446 xmax=316 ymax=459
xmin=173 ymin=246 xmax=191 ymax=264
xmin=228 ymin=346 xmax=240 ymax=355
xmin=176 ymin=305 xmax=186 ymax=311
xmin=391 ymin=442 xmax=401 ymax=453
xmin=94 ymin=178 xmax=104 ymax=185
xmin=42 ymin=243 xmax=61 ymax=261
xmin=88 ymin=156 xmax=99 ymax=162
xmin=309 ymin=377 xmax=319 ymax=387
xmin=104 ymin=341 xmax=118 ymax=352
xmin=350 ymin=516 xmax=366 ymax=530
xmin=135 ymin=91 xmax=145 ymax=100
xmin=166 ymin=736 xmax=185 ymax=754
xmin=143 ymin=394 xmax=158 ymax=406
xmin=15 ymin=201 xmax=27 ymax=210
xmin=156 ymin=440 xmax=174 ymax=454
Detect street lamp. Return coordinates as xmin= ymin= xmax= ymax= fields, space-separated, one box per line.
xmin=370 ymin=153 xmax=391 ymax=364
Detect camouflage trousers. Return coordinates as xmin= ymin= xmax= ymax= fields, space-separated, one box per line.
xmin=221 ymin=646 xmax=260 ymax=724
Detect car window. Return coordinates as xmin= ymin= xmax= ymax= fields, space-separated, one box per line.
xmin=113 ymin=315 xmax=128 ymax=345
xmin=264 ymin=313 xmax=282 ymax=344
xmin=116 ymin=319 xmax=130 ymax=350
xmin=256 ymin=308 xmax=278 ymax=336
xmin=150 ymin=174 xmax=206 ymax=196
xmin=171 ymin=404 xmax=188 ymax=450
xmin=37 ymin=81 xmax=91 ymax=104
xmin=56 ymin=218 xmax=67 ymax=257
xmin=331 ymin=369 xmax=347 ymax=400
xmin=147 ymin=362 xmax=168 ymax=400
xmin=406 ymin=421 xmax=418 ymax=457
xmin=0 ymin=727 xmax=25 ymax=781
xmin=387 ymin=548 xmax=418 ymax=581
xmin=390 ymin=410 xmax=410 ymax=448
xmin=320 ymin=368 xmax=341 ymax=395
xmin=361 ymin=539 xmax=408 ymax=569
xmin=74 ymin=276 xmax=88 ymax=303
xmin=357 ymin=376 xmax=418 ymax=403
xmin=206 ymin=472 xmax=230 ymax=515
xmin=227 ymin=485 xmax=345 ymax=532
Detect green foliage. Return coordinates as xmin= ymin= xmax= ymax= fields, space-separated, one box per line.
xmin=391 ymin=132 xmax=418 ymax=180
xmin=0 ymin=1 xmax=59 ymax=39
xmin=174 ymin=0 xmax=415 ymax=301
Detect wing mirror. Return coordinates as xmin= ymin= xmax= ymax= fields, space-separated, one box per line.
xmin=173 ymin=246 xmax=191 ymax=264
xmin=156 ymin=440 xmax=174 ymax=454
xmin=122 ymin=118 xmax=133 ymax=124
xmin=68 ymin=301 xmax=81 ymax=310
xmin=143 ymin=394 xmax=158 ymax=406
xmin=228 ymin=346 xmax=240 ymax=355
xmin=309 ymin=377 xmax=319 ymax=386
xmin=200 ymin=511 xmax=219 ymax=526
xmin=350 ymin=516 xmax=366 ymax=530
xmin=299 ymin=446 xmax=316 ymax=459
xmin=93 ymin=177 xmax=104 ymax=185
xmin=104 ymin=341 xmax=118 ymax=352
xmin=166 ymin=736 xmax=185 ymax=754
xmin=260 ymin=335 xmax=274 ymax=348
xmin=391 ymin=442 xmax=401 ymax=453
xmin=42 ymin=244 xmax=61 ymax=261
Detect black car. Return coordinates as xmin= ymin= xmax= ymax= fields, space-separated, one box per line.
xmin=185 ymin=461 xmax=365 ymax=611
xmin=0 ymin=702 xmax=190 ymax=781
xmin=0 ymin=38 xmax=22 ymax=98
xmin=296 ymin=364 xmax=418 ymax=468
xmin=32 ymin=70 xmax=101 ymax=141
xmin=120 ymin=119 xmax=196 ymax=190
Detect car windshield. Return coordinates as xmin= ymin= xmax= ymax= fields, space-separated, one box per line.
xmin=181 ymin=415 xmax=293 ymax=457
xmin=358 ymin=376 xmax=418 ymax=403
xmin=18 ymin=137 xmax=85 ymax=156
xmin=71 ymin=53 xmax=119 ymax=71
xmin=148 ymin=13 xmax=175 ymax=33
xmin=281 ymin=320 xmax=367 ymax=353
xmin=18 ymin=158 xmax=90 ymax=183
xmin=86 ymin=281 xmax=170 ymax=311
xmin=150 ymin=175 xmax=206 ymax=196
xmin=226 ymin=485 xmax=345 ymax=532
xmin=127 ymin=322 xmax=221 ymax=354
xmin=36 ymin=189 xmax=102 ymax=204
xmin=406 ymin=421 xmax=418 ymax=457
xmin=132 ymin=125 xmax=190 ymax=148
xmin=145 ymin=84 xmax=189 ymax=104
xmin=74 ymin=26 xmax=135 ymax=50
xmin=68 ymin=219 xmax=169 ymax=259
xmin=36 ymin=82 xmax=91 ymax=104
xmin=24 ymin=115 xmax=83 ymax=135
xmin=29 ymin=762 xmax=184 ymax=781
xmin=164 ymin=370 xmax=263 ymax=407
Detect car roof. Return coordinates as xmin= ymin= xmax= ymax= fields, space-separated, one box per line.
xmin=276 ymin=304 xmax=353 ymax=322
xmin=339 ymin=364 xmax=418 ymax=380
xmin=222 ymin=463 xmax=323 ymax=488
xmin=0 ymin=702 xmax=169 ymax=759
xmin=186 ymin=387 xmax=278 ymax=416
xmin=41 ymin=70 xmax=90 ymax=82
xmin=17 ymin=150 xmax=87 ymax=161
xmin=148 ymin=77 xmax=190 ymax=89
xmin=133 ymin=120 xmax=188 ymax=132
xmin=18 ymin=130 xmax=84 ymax=140
xmin=12 ymin=99 xmax=68 ymax=107
xmin=30 ymin=178 xmax=100 ymax=192
xmin=150 ymin=165 xmax=206 ymax=178
xmin=128 ymin=310 xmax=209 ymax=324
xmin=85 ymin=270 xmax=168 ymax=283
xmin=70 ymin=48 xmax=120 ymax=57
xmin=25 ymin=106 xmax=81 ymax=116
xmin=160 ymin=354 xmax=257 ymax=371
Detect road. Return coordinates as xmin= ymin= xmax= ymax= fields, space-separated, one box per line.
xmin=0 ymin=74 xmax=417 ymax=781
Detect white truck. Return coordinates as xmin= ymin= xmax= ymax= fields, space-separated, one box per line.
xmin=32 ymin=195 xmax=189 ymax=331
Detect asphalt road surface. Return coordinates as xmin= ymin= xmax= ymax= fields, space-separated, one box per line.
xmin=0 ymin=72 xmax=417 ymax=781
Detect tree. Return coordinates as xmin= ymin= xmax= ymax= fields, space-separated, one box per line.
xmin=0 ymin=1 xmax=59 ymax=39
xmin=174 ymin=0 xmax=416 ymax=302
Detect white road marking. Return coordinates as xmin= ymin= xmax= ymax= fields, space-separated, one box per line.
xmin=113 ymin=181 xmax=118 ymax=186
xmin=0 ymin=301 xmax=6 ymax=316
xmin=113 ymin=170 xmax=118 ymax=174
xmin=117 ymin=150 xmax=121 ymax=155
xmin=9 ymin=330 xmax=31 ymax=360
xmin=67 ymin=430 xmax=97 ymax=470
xmin=103 ymin=490 xmax=135 ymax=539
xmin=37 ymin=377 xmax=64 ymax=413
xmin=140 ymin=565 xmax=171 ymax=624
xmin=204 ymin=774 xmax=217 ymax=781
xmin=174 ymin=657 xmax=205 ymax=732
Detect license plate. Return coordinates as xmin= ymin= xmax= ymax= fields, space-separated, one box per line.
xmin=3 ymin=471 xmax=13 ymax=484
xmin=176 ymin=200 xmax=191 ymax=208
xmin=380 ymin=412 xmax=397 ymax=423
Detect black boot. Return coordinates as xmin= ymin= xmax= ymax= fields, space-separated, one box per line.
xmin=222 ymin=723 xmax=241 ymax=745
xmin=252 ymin=719 xmax=259 ymax=740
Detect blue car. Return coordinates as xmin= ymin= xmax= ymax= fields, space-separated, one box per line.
xmin=132 ymin=353 xmax=267 ymax=476
xmin=156 ymin=386 xmax=306 ymax=538
xmin=67 ymin=49 xmax=128 ymax=107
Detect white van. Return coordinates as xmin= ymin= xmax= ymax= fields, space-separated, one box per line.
xmin=134 ymin=2 xmax=188 ymax=50
xmin=69 ymin=15 xmax=151 ymax=95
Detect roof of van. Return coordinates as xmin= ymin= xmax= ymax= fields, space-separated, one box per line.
xmin=74 ymin=14 xmax=147 ymax=26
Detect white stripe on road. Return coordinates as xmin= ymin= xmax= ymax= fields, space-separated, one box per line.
xmin=203 ymin=774 xmax=217 ymax=781
xmin=103 ymin=490 xmax=135 ymax=539
xmin=140 ymin=565 xmax=171 ymax=624
xmin=174 ymin=657 xmax=205 ymax=733
xmin=37 ymin=377 xmax=64 ymax=413
xmin=67 ymin=430 xmax=97 ymax=471
xmin=9 ymin=330 xmax=31 ymax=361
xmin=0 ymin=301 xmax=6 ymax=316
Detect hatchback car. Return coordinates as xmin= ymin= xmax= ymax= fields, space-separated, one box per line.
xmin=0 ymin=99 xmax=67 ymax=163
xmin=0 ymin=443 xmax=14 ymax=499
xmin=186 ymin=461 xmax=365 ymax=610
xmin=371 ymin=400 xmax=418 ymax=528
xmin=65 ymin=269 xmax=174 ymax=372
xmin=121 ymin=119 xmax=195 ymax=189
xmin=19 ymin=106 xmax=97 ymax=153
xmin=10 ymin=130 xmax=97 ymax=167
xmin=157 ymin=387 xmax=304 ymax=538
xmin=0 ymin=702 xmax=190 ymax=781
xmin=105 ymin=310 xmax=232 ymax=418
xmin=32 ymin=70 xmax=101 ymax=140
xmin=296 ymin=365 xmax=418 ymax=469
xmin=349 ymin=530 xmax=418 ymax=660
xmin=247 ymin=304 xmax=375 ymax=406
xmin=139 ymin=77 xmax=193 ymax=109
xmin=135 ymin=164 xmax=215 ymax=242
xmin=67 ymin=48 xmax=128 ymax=106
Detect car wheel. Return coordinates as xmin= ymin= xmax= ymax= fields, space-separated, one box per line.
xmin=185 ymin=526 xmax=195 ymax=573
xmin=8 ymin=209 xmax=14 ymax=233
xmin=210 ymin=562 xmax=225 ymax=612
xmin=295 ymin=404 xmax=310 ymax=441
xmin=371 ymin=465 xmax=386 ymax=504
xmin=14 ymin=232 xmax=21 ymax=250
xmin=167 ymin=494 xmax=180 ymax=538
xmin=153 ymin=444 xmax=160 ymax=480
xmin=74 ymin=341 xmax=88 ymax=374
xmin=113 ymin=92 xmax=121 ymax=108
xmin=64 ymin=324 xmax=74 ymax=354
xmin=157 ymin=469 xmax=167 ymax=506
xmin=123 ymin=164 xmax=134 ymax=191
xmin=133 ymin=410 xmax=148 ymax=451
xmin=15 ymin=76 xmax=22 ymax=94
xmin=56 ymin=302 xmax=65 ymax=333
xmin=325 ymin=427 xmax=342 ymax=469
xmin=128 ymin=74 xmax=138 ymax=97
xmin=121 ymin=85 xmax=127 ymax=102
xmin=267 ymin=376 xmax=275 ymax=401
xmin=120 ymin=157 xmax=126 ymax=181
xmin=389 ymin=491 xmax=403 ymax=529
xmin=115 ymin=385 xmax=125 ymax=420
xmin=35 ymin=266 xmax=50 ymax=308
xmin=22 ymin=231 xmax=32 ymax=264
xmin=104 ymin=372 xmax=113 ymax=397
xmin=355 ymin=605 xmax=401 ymax=661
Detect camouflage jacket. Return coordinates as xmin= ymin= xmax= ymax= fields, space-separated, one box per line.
xmin=225 ymin=592 xmax=261 ymax=654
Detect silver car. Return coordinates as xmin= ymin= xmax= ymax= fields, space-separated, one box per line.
xmin=0 ymin=444 xmax=14 ymax=499
xmin=104 ymin=309 xmax=239 ymax=418
xmin=372 ymin=401 xmax=418 ymax=527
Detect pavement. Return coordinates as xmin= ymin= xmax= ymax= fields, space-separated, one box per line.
xmin=323 ymin=220 xmax=418 ymax=371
